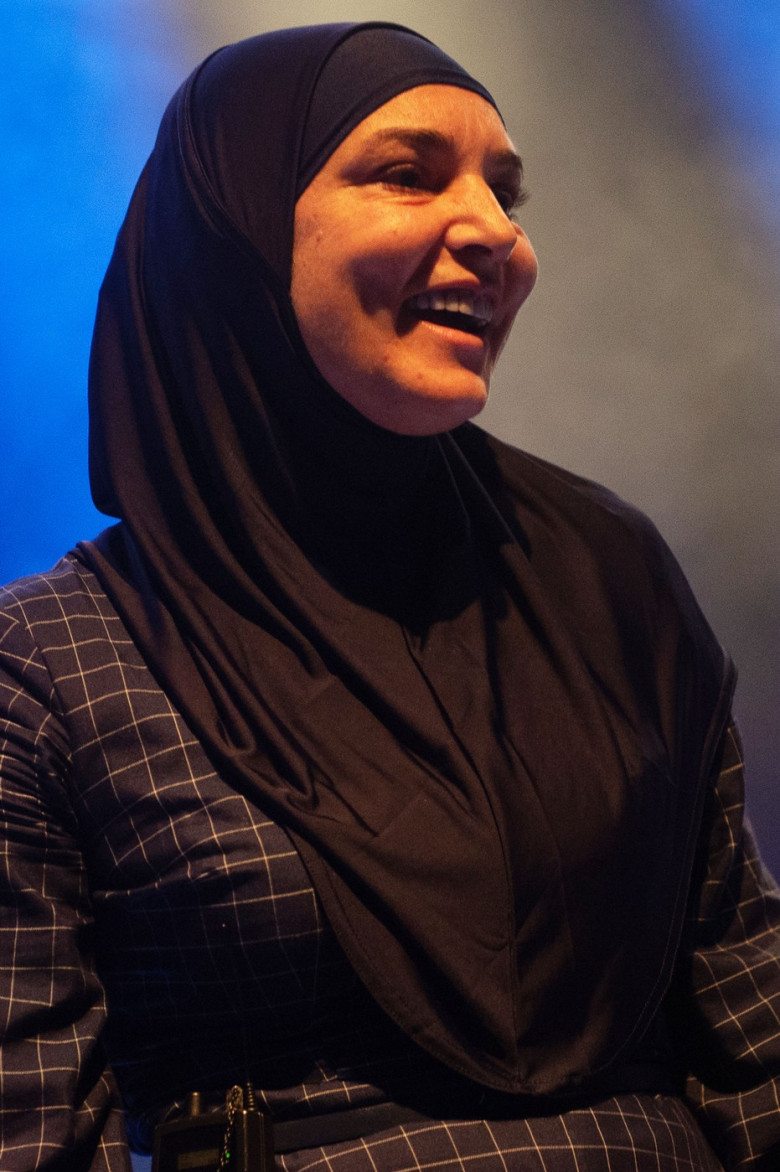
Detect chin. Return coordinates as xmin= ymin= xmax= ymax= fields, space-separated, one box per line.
xmin=325 ymin=357 xmax=491 ymax=434
xmin=379 ymin=385 xmax=489 ymax=436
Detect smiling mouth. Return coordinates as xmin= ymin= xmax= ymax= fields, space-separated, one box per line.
xmin=406 ymin=290 xmax=493 ymax=337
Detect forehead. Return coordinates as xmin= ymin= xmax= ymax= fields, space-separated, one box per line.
xmin=335 ymin=83 xmax=516 ymax=158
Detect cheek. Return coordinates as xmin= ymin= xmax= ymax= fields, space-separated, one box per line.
xmin=489 ymin=242 xmax=538 ymax=362
xmin=508 ymin=234 xmax=539 ymax=308
xmin=344 ymin=204 xmax=438 ymax=309
xmin=290 ymin=226 xmax=321 ymax=324
xmin=346 ymin=237 xmax=420 ymax=320
xmin=291 ymin=198 xmax=434 ymax=358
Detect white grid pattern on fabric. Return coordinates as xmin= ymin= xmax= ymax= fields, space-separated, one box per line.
xmin=2 ymin=557 xmax=780 ymax=1170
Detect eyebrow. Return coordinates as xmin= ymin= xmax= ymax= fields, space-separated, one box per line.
xmin=363 ymin=128 xmax=524 ymax=181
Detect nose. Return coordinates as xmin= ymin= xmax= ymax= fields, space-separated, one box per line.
xmin=443 ymin=177 xmax=520 ymax=262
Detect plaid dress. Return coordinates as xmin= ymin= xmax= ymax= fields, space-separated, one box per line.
xmin=2 ymin=556 xmax=779 ymax=1171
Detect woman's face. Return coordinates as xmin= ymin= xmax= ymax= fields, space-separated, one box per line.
xmin=291 ymin=84 xmax=538 ymax=435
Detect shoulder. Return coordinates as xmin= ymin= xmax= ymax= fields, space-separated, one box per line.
xmin=454 ymin=423 xmax=734 ymax=712
xmin=0 ymin=548 xmax=138 ymax=712
xmin=0 ymin=555 xmax=92 ymax=684
xmin=0 ymin=545 xmax=178 ymax=808
xmin=1 ymin=551 xmax=105 ymax=623
xmin=456 ymin=423 xmax=701 ymax=603
xmin=1 ymin=549 xmax=125 ymax=643
xmin=454 ymin=423 xmax=660 ymax=548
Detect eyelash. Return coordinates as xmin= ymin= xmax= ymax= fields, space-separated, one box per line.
xmin=381 ymin=165 xmax=427 ymax=191
xmin=379 ymin=165 xmax=528 ymax=219
xmin=494 ymin=186 xmax=529 ymax=218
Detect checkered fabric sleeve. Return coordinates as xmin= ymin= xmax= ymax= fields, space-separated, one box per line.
xmin=670 ymin=723 xmax=780 ymax=1170
xmin=0 ymin=575 xmax=131 ymax=1171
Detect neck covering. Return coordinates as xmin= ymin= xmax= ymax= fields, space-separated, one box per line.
xmin=80 ymin=23 xmax=734 ymax=1095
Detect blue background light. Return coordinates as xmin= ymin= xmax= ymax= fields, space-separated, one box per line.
xmin=0 ymin=3 xmax=182 ymax=580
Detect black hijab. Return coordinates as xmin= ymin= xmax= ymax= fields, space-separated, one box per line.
xmin=80 ymin=22 xmax=734 ymax=1095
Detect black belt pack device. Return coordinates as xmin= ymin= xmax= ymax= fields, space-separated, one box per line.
xmin=152 ymin=1085 xmax=273 ymax=1172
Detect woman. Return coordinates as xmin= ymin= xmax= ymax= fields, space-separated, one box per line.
xmin=1 ymin=21 xmax=779 ymax=1172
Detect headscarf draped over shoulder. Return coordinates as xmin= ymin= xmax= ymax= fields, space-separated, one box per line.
xmin=80 ymin=23 xmax=734 ymax=1096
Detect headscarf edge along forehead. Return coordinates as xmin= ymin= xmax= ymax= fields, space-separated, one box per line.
xmin=177 ymin=21 xmax=499 ymax=285
xmin=294 ymin=23 xmax=500 ymax=197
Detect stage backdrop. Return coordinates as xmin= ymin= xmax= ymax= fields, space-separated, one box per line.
xmin=2 ymin=0 xmax=778 ymax=887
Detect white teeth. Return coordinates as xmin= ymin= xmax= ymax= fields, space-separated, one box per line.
xmin=409 ymin=290 xmax=493 ymax=324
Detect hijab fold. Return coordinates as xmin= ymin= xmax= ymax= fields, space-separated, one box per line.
xmin=80 ymin=23 xmax=734 ymax=1095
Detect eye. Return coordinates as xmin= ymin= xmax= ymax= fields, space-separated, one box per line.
xmin=492 ymin=183 xmax=529 ymax=219
xmin=381 ymin=164 xmax=429 ymax=192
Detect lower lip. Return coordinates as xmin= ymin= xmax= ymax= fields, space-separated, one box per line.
xmin=412 ymin=316 xmax=488 ymax=351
